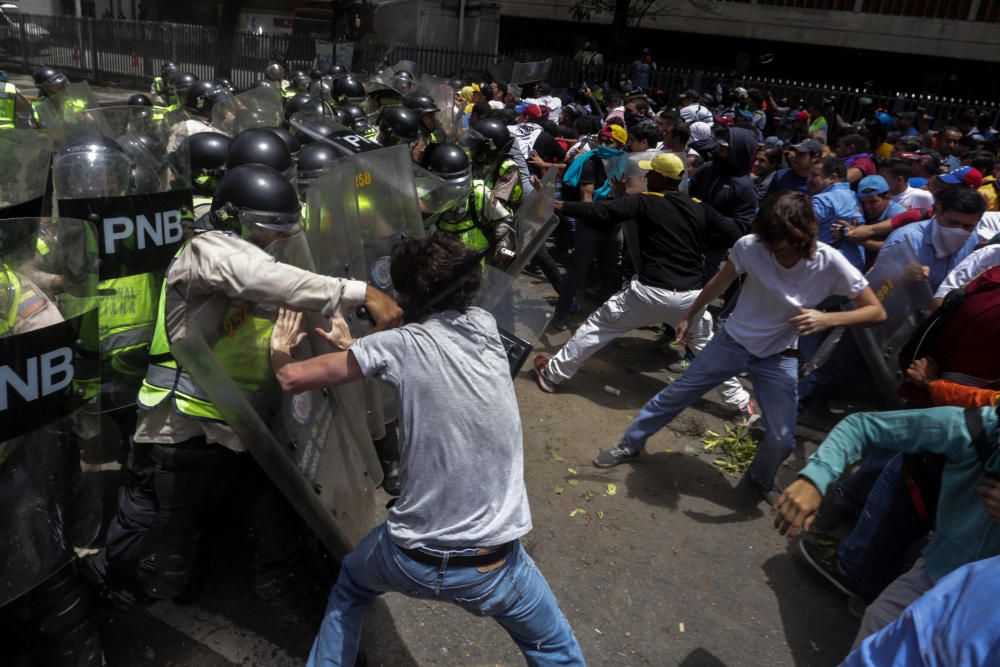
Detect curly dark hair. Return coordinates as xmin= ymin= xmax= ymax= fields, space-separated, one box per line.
xmin=389 ymin=234 xmax=482 ymax=313
xmin=751 ymin=191 xmax=818 ymax=259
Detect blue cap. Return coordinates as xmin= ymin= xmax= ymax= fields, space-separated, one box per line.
xmin=514 ymin=103 xmax=528 ymax=114
xmin=857 ymin=175 xmax=890 ymax=197
xmin=909 ymin=177 xmax=928 ymax=189
xmin=939 ymin=166 xmax=983 ymax=187
xmin=875 ymin=111 xmax=893 ymax=128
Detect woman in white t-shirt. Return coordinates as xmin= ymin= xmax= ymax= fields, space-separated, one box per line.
xmin=593 ymin=192 xmax=887 ymax=503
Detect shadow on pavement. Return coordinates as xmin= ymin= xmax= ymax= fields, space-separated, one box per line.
xmin=677 ymin=646 xmax=731 ymax=666
xmin=761 ymin=549 xmax=858 ymax=667
xmin=620 ymin=451 xmax=765 ymax=524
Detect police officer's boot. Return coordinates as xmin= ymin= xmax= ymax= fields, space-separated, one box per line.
xmin=30 ymin=564 xmax=104 ymax=667
xmin=373 ymin=421 xmax=401 ymax=496
xmin=246 ymin=468 xmax=306 ymax=602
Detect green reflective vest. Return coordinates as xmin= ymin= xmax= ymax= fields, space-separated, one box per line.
xmin=138 ymin=237 xmax=275 ymax=423
xmin=486 ymin=159 xmax=522 ymax=210
xmin=435 ymin=180 xmax=490 ymax=252
xmin=0 ymin=82 xmax=17 ymax=129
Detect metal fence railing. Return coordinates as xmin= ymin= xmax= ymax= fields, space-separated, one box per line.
xmin=1 ymin=13 xmax=997 ymax=129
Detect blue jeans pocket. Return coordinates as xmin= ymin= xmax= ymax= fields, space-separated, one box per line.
xmin=450 ymin=557 xmax=524 ymax=617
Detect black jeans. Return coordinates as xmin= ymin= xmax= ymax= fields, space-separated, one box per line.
xmin=556 ymin=220 xmax=620 ymax=315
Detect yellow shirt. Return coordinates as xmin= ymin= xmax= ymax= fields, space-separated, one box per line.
xmin=875 ymin=142 xmax=894 ymax=160
xmin=979 ymin=177 xmax=998 ymax=212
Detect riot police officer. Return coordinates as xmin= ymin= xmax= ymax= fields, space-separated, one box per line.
xmin=267 ymin=126 xmax=300 ymax=156
xmin=227 ymin=127 xmax=295 ymax=177
xmin=296 ymin=141 xmax=336 ymax=199
xmin=150 ymin=61 xmax=178 ymax=106
xmin=163 ymin=72 xmax=197 ymax=118
xmin=284 ymin=93 xmax=324 ymax=123
xmin=423 ymin=142 xmax=516 ymax=266
xmin=462 ymin=118 xmax=521 ymax=209
xmin=182 ymin=131 xmax=230 ymax=218
xmin=332 ymin=75 xmax=365 ymax=106
xmin=376 ymin=105 xmax=420 ymax=149
xmin=0 ymin=75 xmax=25 ymax=129
xmin=340 ymin=103 xmax=377 ymax=141
xmin=404 ymin=94 xmax=445 ymax=144
xmin=167 ymin=80 xmax=229 ymax=151
xmin=287 ymin=70 xmax=310 ymax=98
xmin=264 ymin=61 xmax=287 ymax=93
xmin=30 ymin=67 xmax=83 ymax=128
xmin=84 ymin=163 xmax=401 ymax=604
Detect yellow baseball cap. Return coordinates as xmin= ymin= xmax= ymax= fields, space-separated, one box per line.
xmin=638 ymin=153 xmax=685 ymax=180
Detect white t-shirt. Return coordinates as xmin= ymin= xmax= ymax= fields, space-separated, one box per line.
xmin=976 ymin=212 xmax=1000 ymax=243
xmin=725 ymin=236 xmax=869 ymax=358
xmin=679 ymin=103 xmax=713 ymax=126
xmin=934 ymin=244 xmax=1000 ymax=299
xmin=892 ymin=186 xmax=935 ymax=211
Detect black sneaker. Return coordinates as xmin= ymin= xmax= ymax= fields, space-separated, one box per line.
xmin=741 ymin=473 xmax=781 ymax=505
xmin=593 ymin=445 xmax=640 ymax=468
xmin=533 ymin=355 xmax=558 ymax=393
xmin=798 ymin=538 xmax=863 ymax=599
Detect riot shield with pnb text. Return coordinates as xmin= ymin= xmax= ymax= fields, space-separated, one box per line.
xmin=1 ymin=216 xmax=100 ymax=606
xmin=167 ymin=233 xmax=382 ymax=558
xmin=290 ymin=110 xmax=381 ymax=157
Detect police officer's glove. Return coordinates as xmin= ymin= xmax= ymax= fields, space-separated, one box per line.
xmin=492 ymin=221 xmax=516 ymax=269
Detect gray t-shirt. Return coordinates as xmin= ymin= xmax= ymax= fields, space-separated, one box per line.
xmin=350 ymin=307 xmax=532 ymax=549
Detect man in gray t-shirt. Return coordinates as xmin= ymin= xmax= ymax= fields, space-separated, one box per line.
xmin=269 ymin=235 xmax=585 ymax=666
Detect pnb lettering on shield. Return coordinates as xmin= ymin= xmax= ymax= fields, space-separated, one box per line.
xmin=0 ymin=347 xmax=75 ymax=410
xmin=102 ymin=210 xmax=183 ymax=254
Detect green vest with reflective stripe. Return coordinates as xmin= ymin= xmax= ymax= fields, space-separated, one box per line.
xmin=436 ymin=180 xmax=490 ymax=252
xmin=137 ymin=236 xmax=275 ymax=423
xmin=98 ymin=272 xmax=158 ymax=375
xmin=0 ymin=264 xmax=25 ymax=336
xmin=0 ymin=82 xmax=17 ymax=129
xmin=487 ymin=159 xmax=522 ymax=209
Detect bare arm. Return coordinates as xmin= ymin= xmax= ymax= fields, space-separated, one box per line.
xmin=787 ymin=286 xmax=886 ymax=335
xmin=676 ymin=260 xmax=739 ymax=343
xmin=269 ymin=309 xmax=365 ymax=393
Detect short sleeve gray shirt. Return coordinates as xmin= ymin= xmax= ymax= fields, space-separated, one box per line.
xmin=350 ymin=307 xmax=532 ymax=549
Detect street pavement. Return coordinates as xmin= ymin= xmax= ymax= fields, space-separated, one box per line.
xmin=9 ymin=72 xmax=863 ymax=663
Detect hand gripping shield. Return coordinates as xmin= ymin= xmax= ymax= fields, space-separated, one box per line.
xmin=0 ymin=216 xmax=101 ymax=606
xmin=52 ymin=106 xmax=193 ymax=412
xmin=168 ymin=236 xmax=382 ymax=559
xmin=212 ymin=86 xmax=284 ymax=136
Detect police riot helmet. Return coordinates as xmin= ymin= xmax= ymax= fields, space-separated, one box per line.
xmin=128 ymin=93 xmax=153 ymax=108
xmin=172 ymin=72 xmax=197 ymax=97
xmin=215 ymin=78 xmax=236 ymax=95
xmin=130 ymin=162 xmax=162 ymax=194
xmin=227 ymin=127 xmax=295 ymax=176
xmin=32 ymin=66 xmax=68 ymax=95
xmin=116 ymin=132 xmax=165 ymax=173
xmin=421 ymin=143 xmax=471 ymax=185
xmin=251 ymin=79 xmax=271 ymax=90
xmin=264 ymin=62 xmax=285 ymax=82
xmin=53 ymin=134 xmax=132 ymax=199
xmin=377 ymin=105 xmax=420 ymax=146
xmin=331 ymin=106 xmax=352 ymax=127
xmin=309 ymin=68 xmax=324 ymax=81
xmin=185 ymin=80 xmax=231 ymax=115
xmin=333 ymin=76 xmax=365 ymax=103
xmin=185 ymin=132 xmax=230 ymax=176
xmin=296 ymin=142 xmax=338 ymax=189
xmin=161 ymin=61 xmax=178 ymax=79
xmin=403 ymin=94 xmax=440 ymax=116
xmin=340 ymin=104 xmax=369 ymax=130
xmin=290 ymin=70 xmax=310 ymax=92
xmin=283 ymin=93 xmax=314 ymax=121
xmin=329 ymin=64 xmax=346 ymax=76
xmin=461 ymin=118 xmax=512 ymax=160
xmin=209 ymin=164 xmax=302 ymax=245
xmin=309 ymin=77 xmax=333 ymax=102
xmin=392 ymin=71 xmax=414 ymax=93
xmin=266 ymin=127 xmax=301 ymax=156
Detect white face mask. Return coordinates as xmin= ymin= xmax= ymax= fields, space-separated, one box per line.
xmin=931 ymin=219 xmax=973 ymax=258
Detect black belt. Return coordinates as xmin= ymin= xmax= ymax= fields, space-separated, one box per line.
xmin=400 ymin=541 xmax=514 ymax=568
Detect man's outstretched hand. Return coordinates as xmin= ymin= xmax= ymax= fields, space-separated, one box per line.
xmin=364 ymin=285 xmax=404 ymax=331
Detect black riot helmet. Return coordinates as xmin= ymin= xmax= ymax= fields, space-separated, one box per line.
xmin=172 ymin=72 xmax=197 ymax=98
xmin=226 ymin=127 xmax=295 ymax=176
xmin=283 ymin=93 xmax=314 ymax=121
xmin=333 ymin=76 xmax=365 ymax=103
xmin=296 ymin=142 xmax=338 ymax=191
xmin=264 ymin=62 xmax=285 ymax=82
xmin=128 ymin=93 xmax=153 ymax=108
xmin=421 ymin=142 xmax=471 ymax=186
xmin=53 ymin=134 xmax=132 ymax=199
xmin=403 ymin=94 xmax=440 ymax=116
xmin=377 ymin=105 xmax=420 ymax=146
xmin=340 ymin=104 xmax=369 ymax=130
xmin=251 ymin=79 xmax=271 ymax=90
xmin=329 ymin=64 xmax=346 ymax=76
xmin=32 ymin=66 xmax=68 ymax=95
xmin=185 ymin=80 xmax=231 ymax=116
xmin=290 ymin=70 xmax=310 ymax=93
xmin=309 ymin=77 xmax=333 ymax=102
xmin=215 ymin=78 xmax=236 ymax=95
xmin=331 ymin=106 xmax=352 ymax=127
xmin=392 ymin=71 xmax=414 ymax=94
xmin=290 ymin=119 xmax=338 ymax=147
xmin=309 ymin=68 xmax=324 ymax=81
xmin=461 ymin=118 xmax=512 ymax=161
xmin=183 ymin=132 xmax=230 ymax=194
xmin=209 ymin=164 xmax=302 ymax=246
xmin=266 ymin=126 xmax=301 ymax=155
xmin=161 ymin=61 xmax=178 ymax=80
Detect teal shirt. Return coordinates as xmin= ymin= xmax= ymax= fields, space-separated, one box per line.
xmin=800 ymin=407 xmax=1000 ymax=583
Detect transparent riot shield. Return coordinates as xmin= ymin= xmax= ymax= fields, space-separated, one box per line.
xmin=168 ymin=232 xmax=382 ymax=557
xmin=505 ymin=167 xmax=557 ymax=277
xmin=419 ymin=74 xmax=460 ymax=143
xmin=489 ymin=58 xmax=514 ymax=86
xmin=511 ymin=59 xmax=552 ymax=85
xmin=0 ymin=131 xmax=54 ymax=218
xmin=289 ymin=110 xmax=381 ymax=157
xmin=52 ymin=108 xmax=193 ymax=415
xmin=850 ymin=242 xmax=933 ymax=407
xmin=1 ymin=216 xmax=101 ymax=607
xmin=33 ymin=81 xmax=98 ymax=130
xmin=212 ymin=86 xmax=284 ymax=136
xmin=476 ymin=266 xmax=553 ymax=376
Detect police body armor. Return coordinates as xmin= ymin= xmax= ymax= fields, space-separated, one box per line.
xmin=0 ymin=81 xmax=19 ymax=129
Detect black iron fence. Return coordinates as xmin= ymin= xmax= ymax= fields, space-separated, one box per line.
xmin=1 ymin=13 xmax=997 ymax=128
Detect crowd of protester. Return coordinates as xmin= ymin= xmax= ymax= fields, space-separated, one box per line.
xmin=455 ymin=59 xmax=1000 ymax=663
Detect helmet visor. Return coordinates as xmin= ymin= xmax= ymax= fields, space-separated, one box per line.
xmin=53 ymin=150 xmax=131 ymax=198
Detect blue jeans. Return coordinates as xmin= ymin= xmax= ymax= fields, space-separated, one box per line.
xmin=620 ymin=327 xmax=798 ymax=490
xmin=307 ymin=523 xmax=585 ymax=666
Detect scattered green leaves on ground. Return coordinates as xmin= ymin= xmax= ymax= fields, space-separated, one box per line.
xmin=550 ymin=451 xmax=566 ymax=463
xmin=554 ymin=485 xmax=564 ymax=495
xmin=701 ymin=426 xmax=760 ymax=475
